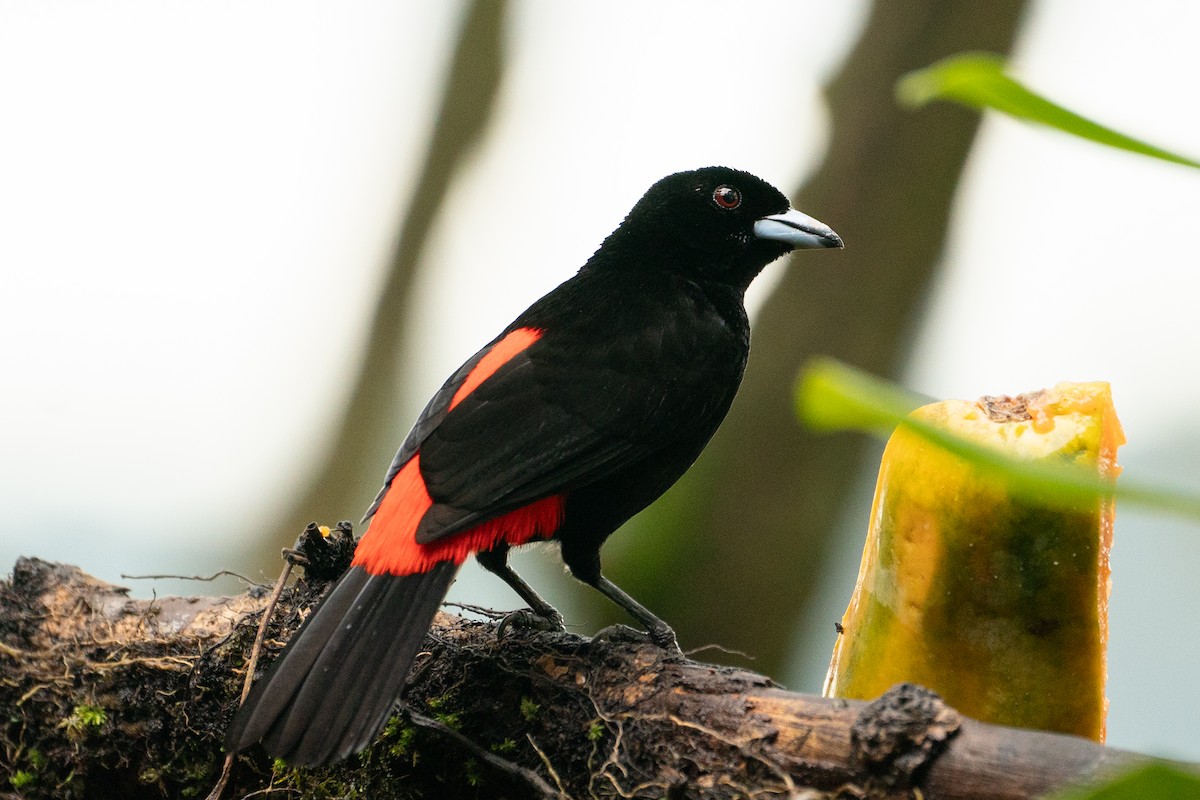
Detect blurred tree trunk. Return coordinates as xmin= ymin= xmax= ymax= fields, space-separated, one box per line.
xmin=601 ymin=0 xmax=1030 ymax=674
xmin=262 ymin=0 xmax=507 ymax=563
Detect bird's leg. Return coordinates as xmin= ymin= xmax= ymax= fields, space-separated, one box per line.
xmin=588 ymin=575 xmax=681 ymax=653
xmin=560 ymin=542 xmax=681 ymax=653
xmin=475 ymin=547 xmax=566 ymax=636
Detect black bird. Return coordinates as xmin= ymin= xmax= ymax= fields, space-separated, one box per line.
xmin=226 ymin=166 xmax=842 ymax=766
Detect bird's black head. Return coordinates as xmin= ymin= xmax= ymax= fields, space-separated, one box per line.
xmin=589 ymin=166 xmax=842 ymax=290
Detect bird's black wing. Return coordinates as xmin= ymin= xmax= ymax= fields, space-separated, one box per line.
xmin=414 ymin=289 xmax=745 ymax=542
xmin=360 ymin=338 xmax=496 ymax=522
xmin=363 ymin=267 xmax=747 ymax=544
xmin=359 ymin=325 xmax=662 ymax=529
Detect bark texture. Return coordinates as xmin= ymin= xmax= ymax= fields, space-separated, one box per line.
xmin=0 ymin=558 xmax=1176 ymax=800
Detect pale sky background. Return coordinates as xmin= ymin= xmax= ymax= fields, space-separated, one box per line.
xmin=2 ymin=1 xmax=1198 ymax=760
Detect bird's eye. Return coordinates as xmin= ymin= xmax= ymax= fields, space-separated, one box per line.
xmin=712 ymin=185 xmax=741 ymax=210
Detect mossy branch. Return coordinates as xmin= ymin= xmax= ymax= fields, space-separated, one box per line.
xmin=0 ymin=558 xmax=1187 ymax=799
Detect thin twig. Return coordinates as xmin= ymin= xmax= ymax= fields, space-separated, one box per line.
xmin=205 ymin=558 xmax=295 ymax=800
xmin=18 ymin=683 xmax=51 ymax=706
xmin=122 ymin=570 xmax=264 ymax=587
xmin=203 ymin=761 xmax=235 ymax=800
xmin=238 ymin=787 xmax=301 ymax=799
xmin=0 ymin=640 xmax=32 ymax=659
xmin=442 ymin=601 xmax=508 ymax=620
xmin=683 ymin=642 xmax=757 ymax=661
xmin=85 ymin=655 xmax=197 ymax=672
xmin=525 ymin=732 xmax=569 ymax=798
xmin=408 ymin=711 xmax=564 ymax=799
xmin=239 ymin=560 xmax=294 ymax=704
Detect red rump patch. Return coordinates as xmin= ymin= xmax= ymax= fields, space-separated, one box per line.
xmin=352 ymin=456 xmax=564 ymax=576
xmin=352 ymin=326 xmax=563 ymax=577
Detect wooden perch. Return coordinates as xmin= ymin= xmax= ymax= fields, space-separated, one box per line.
xmin=0 ymin=557 xmax=1180 ymax=799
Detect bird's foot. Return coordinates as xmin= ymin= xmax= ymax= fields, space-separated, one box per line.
xmin=592 ymin=623 xmax=681 ymax=654
xmin=497 ymin=608 xmax=566 ymax=639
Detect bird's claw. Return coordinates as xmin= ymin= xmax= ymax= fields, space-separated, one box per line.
xmin=497 ymin=608 xmax=567 ymax=639
xmin=592 ymin=623 xmax=681 ymax=654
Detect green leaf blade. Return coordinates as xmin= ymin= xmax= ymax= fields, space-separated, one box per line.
xmin=1045 ymin=763 xmax=1200 ymax=800
xmin=897 ymin=52 xmax=1200 ymax=169
xmin=795 ymin=357 xmax=1200 ymax=521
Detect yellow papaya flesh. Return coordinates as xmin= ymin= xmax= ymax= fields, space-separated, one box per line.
xmin=823 ymin=382 xmax=1124 ymax=741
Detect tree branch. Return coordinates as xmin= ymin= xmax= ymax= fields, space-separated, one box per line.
xmin=0 ymin=558 xmax=1184 ymax=799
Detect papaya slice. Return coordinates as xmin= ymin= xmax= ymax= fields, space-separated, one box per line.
xmin=823 ymin=382 xmax=1123 ymax=741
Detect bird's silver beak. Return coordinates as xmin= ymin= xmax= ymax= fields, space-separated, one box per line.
xmin=754 ymin=208 xmax=843 ymax=250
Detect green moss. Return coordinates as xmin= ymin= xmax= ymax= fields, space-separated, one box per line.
xmin=519 ymin=697 xmax=540 ymax=722
xmin=9 ymin=770 xmax=36 ymax=790
xmin=423 ymin=694 xmax=466 ymax=729
xmin=388 ymin=726 xmax=418 ymax=758
xmin=267 ymin=759 xmax=330 ymax=797
xmin=464 ymin=757 xmax=481 ymax=786
xmin=61 ymin=703 xmax=107 ymax=738
xmin=75 ymin=704 xmax=106 ymax=727
xmin=375 ymin=714 xmax=421 ymax=765
xmin=491 ymin=737 xmax=517 ymax=753
xmin=587 ymin=721 xmax=605 ymax=741
xmin=432 ymin=711 xmax=461 ymax=729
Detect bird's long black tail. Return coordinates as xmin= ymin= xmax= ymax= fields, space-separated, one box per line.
xmin=225 ymin=561 xmax=458 ymax=766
